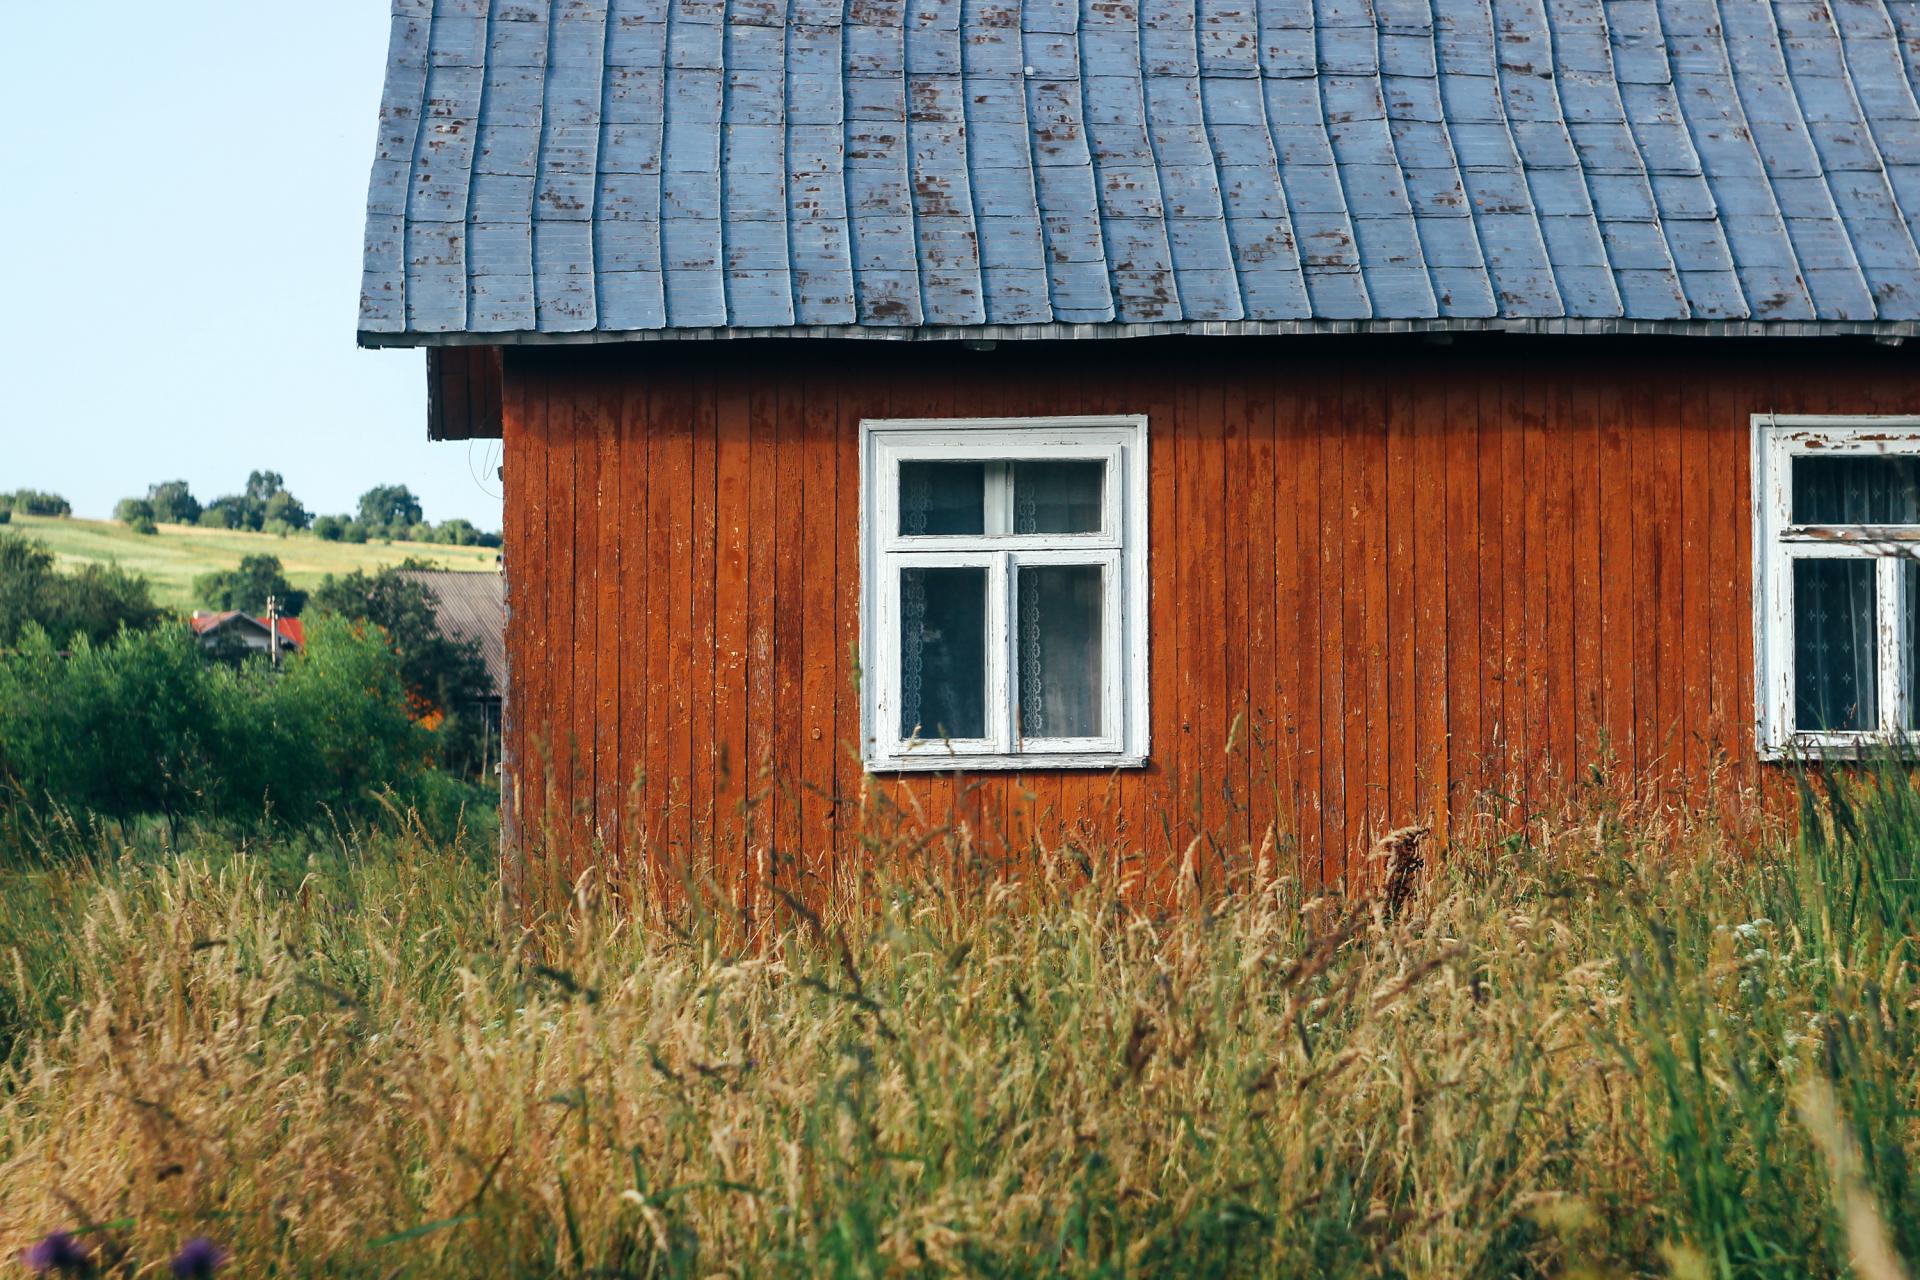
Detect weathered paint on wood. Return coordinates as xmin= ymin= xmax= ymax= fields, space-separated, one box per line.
xmin=498 ymin=336 xmax=1920 ymax=909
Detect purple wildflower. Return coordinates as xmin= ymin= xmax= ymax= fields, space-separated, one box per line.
xmin=22 ymin=1231 xmax=90 ymax=1275
xmin=169 ymin=1237 xmax=226 ymax=1278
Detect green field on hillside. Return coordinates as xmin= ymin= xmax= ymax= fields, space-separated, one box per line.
xmin=6 ymin=513 xmax=498 ymax=608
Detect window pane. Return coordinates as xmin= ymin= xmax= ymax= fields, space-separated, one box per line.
xmin=1018 ymin=564 xmax=1103 ymax=738
xmin=1793 ymin=456 xmax=1920 ymax=524
xmin=900 ymin=567 xmax=987 ymax=740
xmin=1795 ymin=558 xmax=1878 ymax=732
xmin=1013 ymin=460 xmax=1104 ymax=534
xmin=899 ymin=462 xmax=985 ymax=535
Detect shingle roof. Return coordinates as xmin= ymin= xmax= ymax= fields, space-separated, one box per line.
xmin=359 ymin=0 xmax=1920 ymax=344
xmin=396 ymin=569 xmax=507 ymax=696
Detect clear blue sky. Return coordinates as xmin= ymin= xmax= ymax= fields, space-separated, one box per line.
xmin=0 ymin=4 xmax=503 ymax=528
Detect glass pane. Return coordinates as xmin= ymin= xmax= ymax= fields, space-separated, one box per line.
xmin=899 ymin=566 xmax=987 ymax=740
xmin=1013 ymin=460 xmax=1104 ymax=534
xmin=899 ymin=462 xmax=985 ymax=535
xmin=1017 ymin=565 xmax=1103 ymax=738
xmin=1795 ymin=558 xmax=1878 ymax=732
xmin=1793 ymin=456 xmax=1920 ymax=524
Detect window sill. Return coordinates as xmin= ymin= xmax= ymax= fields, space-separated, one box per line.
xmin=1757 ymin=734 xmax=1920 ymax=762
xmin=865 ymin=751 xmax=1149 ymax=773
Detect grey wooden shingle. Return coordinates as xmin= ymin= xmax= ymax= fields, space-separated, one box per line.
xmin=360 ymin=0 xmax=1920 ymax=339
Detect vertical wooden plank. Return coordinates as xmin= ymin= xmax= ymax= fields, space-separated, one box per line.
xmin=1513 ymin=374 xmax=1543 ymax=809
xmin=800 ymin=367 xmax=839 ymax=889
xmin=690 ymin=369 xmax=719 ymax=877
xmin=744 ymin=381 xmax=778 ymax=909
xmin=1145 ymin=361 xmax=1183 ymax=885
xmin=773 ymin=377 xmax=806 ymax=893
xmin=1541 ymin=361 xmax=1576 ymax=776
xmin=652 ymin=370 xmax=691 ymax=890
xmin=1412 ymin=361 xmax=1450 ymax=842
xmin=1597 ymin=378 xmax=1636 ymax=775
xmin=1478 ymin=371 xmax=1507 ymax=829
xmin=594 ymin=363 xmax=623 ymax=890
xmin=1270 ymin=363 xmax=1306 ymax=870
xmin=1677 ymin=361 xmax=1710 ymax=785
xmin=1520 ymin=370 xmax=1551 ymax=805
xmin=567 ymin=368 xmax=597 ymax=884
xmin=1289 ymin=367 xmax=1326 ymax=880
xmin=619 ymin=369 xmax=651 ymax=896
xmin=1198 ymin=368 xmax=1230 ymax=870
xmin=1569 ymin=366 xmax=1601 ymax=773
xmin=1353 ymin=365 xmax=1388 ymax=873
xmin=1245 ymin=359 xmax=1278 ymax=856
xmin=1384 ymin=365 xmax=1416 ymax=832
xmin=713 ymin=375 xmax=752 ymax=910
xmin=1444 ymin=374 xmax=1481 ymax=842
xmin=833 ymin=355 xmax=876 ymax=892
xmin=1223 ymin=373 xmax=1253 ymax=863
xmin=1316 ymin=374 xmax=1346 ymax=882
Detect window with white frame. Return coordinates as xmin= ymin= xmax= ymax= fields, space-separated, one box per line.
xmin=1755 ymin=415 xmax=1920 ymax=756
xmin=860 ymin=416 xmax=1149 ymax=771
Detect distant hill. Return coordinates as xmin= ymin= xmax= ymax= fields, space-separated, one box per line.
xmin=7 ymin=514 xmax=499 ymax=609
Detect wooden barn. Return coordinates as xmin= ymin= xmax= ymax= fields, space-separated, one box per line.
xmin=360 ymin=0 xmax=1920 ymax=902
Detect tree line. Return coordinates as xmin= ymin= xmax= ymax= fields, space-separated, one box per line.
xmin=109 ymin=474 xmax=500 ymax=547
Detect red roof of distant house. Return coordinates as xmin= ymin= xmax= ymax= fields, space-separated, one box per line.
xmin=189 ymin=611 xmax=303 ymax=648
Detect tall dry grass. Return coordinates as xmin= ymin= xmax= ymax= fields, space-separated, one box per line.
xmin=0 ymin=767 xmax=1915 ymax=1277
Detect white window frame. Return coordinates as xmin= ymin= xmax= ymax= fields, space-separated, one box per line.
xmin=1753 ymin=413 xmax=1920 ymax=758
xmin=860 ymin=415 xmax=1150 ymax=772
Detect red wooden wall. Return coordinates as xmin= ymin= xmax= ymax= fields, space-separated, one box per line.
xmin=496 ymin=336 xmax=1920 ymax=907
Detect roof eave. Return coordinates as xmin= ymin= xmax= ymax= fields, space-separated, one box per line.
xmin=360 ymin=318 xmax=1920 ymax=349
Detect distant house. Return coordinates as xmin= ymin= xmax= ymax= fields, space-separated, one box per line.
xmin=359 ymin=0 xmax=1920 ymax=897
xmin=396 ymin=568 xmax=505 ymax=762
xmin=190 ymin=611 xmax=303 ymax=661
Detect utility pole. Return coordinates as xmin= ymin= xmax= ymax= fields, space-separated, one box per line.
xmin=266 ymin=594 xmax=279 ymax=668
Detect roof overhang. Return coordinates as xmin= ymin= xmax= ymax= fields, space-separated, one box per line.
xmin=367 ymin=316 xmax=1920 ymax=350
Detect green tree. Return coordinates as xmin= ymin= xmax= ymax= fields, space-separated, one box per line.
xmin=357 ymin=484 xmax=424 ymax=532
xmin=2 ymin=490 xmax=71 ymax=517
xmin=313 ymin=514 xmax=346 ymax=542
xmin=113 ymin=497 xmax=155 ymax=525
xmin=312 ymin=565 xmax=493 ymax=775
xmin=0 ymin=532 xmax=163 ymax=649
xmin=263 ymin=489 xmax=311 ymax=531
xmin=193 ymin=555 xmax=307 ymax=617
xmin=145 ymin=480 xmax=202 ymax=525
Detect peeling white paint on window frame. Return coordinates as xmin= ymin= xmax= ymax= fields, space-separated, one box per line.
xmin=859 ymin=415 xmax=1151 ymax=773
xmin=1753 ymin=413 xmax=1920 ymax=760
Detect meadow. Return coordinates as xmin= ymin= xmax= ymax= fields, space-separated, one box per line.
xmin=7 ymin=514 xmax=498 ymax=608
xmin=0 ymin=767 xmax=1917 ymax=1278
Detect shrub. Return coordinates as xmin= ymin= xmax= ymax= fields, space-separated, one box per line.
xmin=199 ymin=505 xmax=238 ymax=530
xmin=312 ymin=566 xmax=493 ymax=776
xmin=0 ymin=531 xmax=163 ymax=649
xmin=343 ymin=521 xmax=370 ymax=544
xmin=312 ymin=514 xmax=346 ymax=542
xmin=113 ymin=497 xmax=155 ymax=525
xmin=0 ymin=510 xmax=11 ymax=526
xmin=128 ymin=514 xmax=158 ymax=537
xmin=0 ymin=618 xmax=428 ymax=833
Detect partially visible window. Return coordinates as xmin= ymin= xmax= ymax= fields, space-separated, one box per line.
xmin=1755 ymin=415 xmax=1920 ymax=755
xmin=862 ymin=416 xmax=1149 ymax=771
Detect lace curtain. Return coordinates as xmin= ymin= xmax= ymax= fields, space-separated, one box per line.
xmin=1789 ymin=458 xmax=1920 ymax=732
